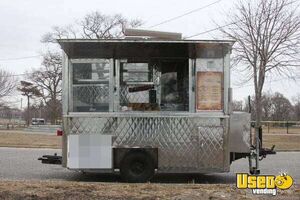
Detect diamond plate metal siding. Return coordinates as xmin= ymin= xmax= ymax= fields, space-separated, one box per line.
xmin=198 ymin=126 xmax=224 ymax=169
xmin=68 ymin=116 xmax=225 ymax=172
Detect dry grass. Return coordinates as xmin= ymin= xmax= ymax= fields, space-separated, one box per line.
xmin=0 ymin=180 xmax=298 ymax=200
xmin=263 ymin=127 xmax=300 ymax=134
xmin=0 ymin=130 xmax=299 ymax=151
xmin=0 ymin=130 xmax=61 ymax=149
xmin=263 ymin=134 xmax=300 ymax=151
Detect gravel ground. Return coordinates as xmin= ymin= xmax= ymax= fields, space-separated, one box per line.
xmin=0 ymin=180 xmax=299 ymax=200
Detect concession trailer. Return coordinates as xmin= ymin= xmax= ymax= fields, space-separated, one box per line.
xmin=39 ymin=29 xmax=275 ymax=182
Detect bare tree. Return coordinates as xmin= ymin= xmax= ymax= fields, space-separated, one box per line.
xmin=261 ymin=92 xmax=273 ymax=120
xmin=232 ymin=100 xmax=244 ymax=111
xmin=28 ymin=51 xmax=62 ymax=124
xmin=42 ymin=11 xmax=143 ymax=42
xmin=0 ymin=69 xmax=16 ymax=99
xmin=244 ymin=92 xmax=295 ymax=121
xmin=270 ymin=92 xmax=292 ymax=120
xmin=221 ymin=0 xmax=300 ymax=127
xmin=292 ymin=94 xmax=300 ymax=120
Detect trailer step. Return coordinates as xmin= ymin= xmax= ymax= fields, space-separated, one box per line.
xmin=38 ymin=153 xmax=62 ymax=165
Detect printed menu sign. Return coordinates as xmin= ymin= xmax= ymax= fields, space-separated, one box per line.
xmin=196 ymin=72 xmax=222 ymax=110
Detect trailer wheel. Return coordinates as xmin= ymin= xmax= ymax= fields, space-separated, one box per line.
xmin=120 ymin=151 xmax=155 ymax=183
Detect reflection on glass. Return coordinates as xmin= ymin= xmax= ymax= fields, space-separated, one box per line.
xmin=73 ymin=62 xmax=110 ymax=84
xmin=122 ymin=63 xmax=150 ymax=82
xmin=120 ymin=62 xmax=154 ymax=111
xmin=72 ymin=60 xmax=110 ymax=112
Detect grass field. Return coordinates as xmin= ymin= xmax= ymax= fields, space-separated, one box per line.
xmin=263 ymin=127 xmax=300 ymax=134
xmin=0 ymin=130 xmax=61 ymax=149
xmin=0 ymin=130 xmax=299 ymax=151
xmin=0 ymin=180 xmax=298 ymax=200
xmin=263 ymin=134 xmax=300 ymax=151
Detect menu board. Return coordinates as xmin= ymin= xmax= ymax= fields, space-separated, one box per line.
xmin=196 ymin=72 xmax=222 ymax=110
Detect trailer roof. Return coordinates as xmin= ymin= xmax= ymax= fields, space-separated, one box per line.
xmin=58 ymin=39 xmax=234 ymax=59
xmin=58 ymin=38 xmax=235 ymax=44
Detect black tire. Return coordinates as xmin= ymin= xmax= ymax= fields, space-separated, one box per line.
xmin=120 ymin=151 xmax=155 ymax=183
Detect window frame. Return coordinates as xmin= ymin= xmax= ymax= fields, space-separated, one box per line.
xmin=68 ymin=58 xmax=197 ymax=114
xmin=69 ymin=58 xmax=114 ymax=112
xmin=117 ymin=59 xmax=191 ymax=113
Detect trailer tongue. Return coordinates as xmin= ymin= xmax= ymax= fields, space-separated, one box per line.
xmin=38 ymin=153 xmax=62 ymax=165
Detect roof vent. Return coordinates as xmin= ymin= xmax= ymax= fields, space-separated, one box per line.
xmin=124 ymin=29 xmax=182 ymax=40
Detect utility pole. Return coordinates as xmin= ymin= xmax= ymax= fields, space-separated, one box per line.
xmin=19 ymin=98 xmax=23 ymax=124
xmin=27 ymin=95 xmax=30 ymax=126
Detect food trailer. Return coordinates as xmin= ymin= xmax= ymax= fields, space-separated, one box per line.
xmin=39 ymin=30 xmax=274 ymax=182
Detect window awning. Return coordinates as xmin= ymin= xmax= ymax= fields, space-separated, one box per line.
xmin=58 ymin=39 xmax=234 ymax=59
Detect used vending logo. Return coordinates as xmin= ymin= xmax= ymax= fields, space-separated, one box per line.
xmin=236 ymin=173 xmax=293 ymax=196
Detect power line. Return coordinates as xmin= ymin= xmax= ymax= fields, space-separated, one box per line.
xmin=184 ymin=21 xmax=238 ymax=39
xmin=149 ymin=0 xmax=222 ymax=28
xmin=184 ymin=1 xmax=299 ymax=39
xmin=0 ymin=71 xmax=50 ymax=78
xmin=0 ymin=72 xmax=34 ymax=78
xmin=0 ymin=55 xmax=41 ymax=61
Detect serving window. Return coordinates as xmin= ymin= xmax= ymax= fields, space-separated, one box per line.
xmin=65 ymin=42 xmax=229 ymax=114
xmin=70 ymin=58 xmax=224 ymax=113
xmin=70 ymin=58 xmax=189 ymax=113
xmin=119 ymin=59 xmax=189 ymax=112
xmin=119 ymin=62 xmax=156 ymax=111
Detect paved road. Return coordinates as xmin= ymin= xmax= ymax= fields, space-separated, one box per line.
xmin=0 ymin=147 xmax=299 ymax=184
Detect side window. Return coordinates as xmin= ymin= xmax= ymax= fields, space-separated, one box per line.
xmin=72 ymin=60 xmax=110 ymax=112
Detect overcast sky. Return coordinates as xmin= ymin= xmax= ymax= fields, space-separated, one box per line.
xmin=0 ymin=0 xmax=299 ymax=108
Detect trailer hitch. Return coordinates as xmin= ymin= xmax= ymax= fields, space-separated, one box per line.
xmin=38 ymin=153 xmax=62 ymax=165
xmin=259 ymin=145 xmax=276 ymax=160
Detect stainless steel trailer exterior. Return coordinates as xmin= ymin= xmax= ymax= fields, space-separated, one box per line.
xmin=57 ymin=39 xmax=255 ymax=181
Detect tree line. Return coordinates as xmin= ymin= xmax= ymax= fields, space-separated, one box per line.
xmin=232 ymin=92 xmax=300 ymax=121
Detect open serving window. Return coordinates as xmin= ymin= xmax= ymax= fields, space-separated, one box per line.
xmin=119 ymin=59 xmax=189 ymax=112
